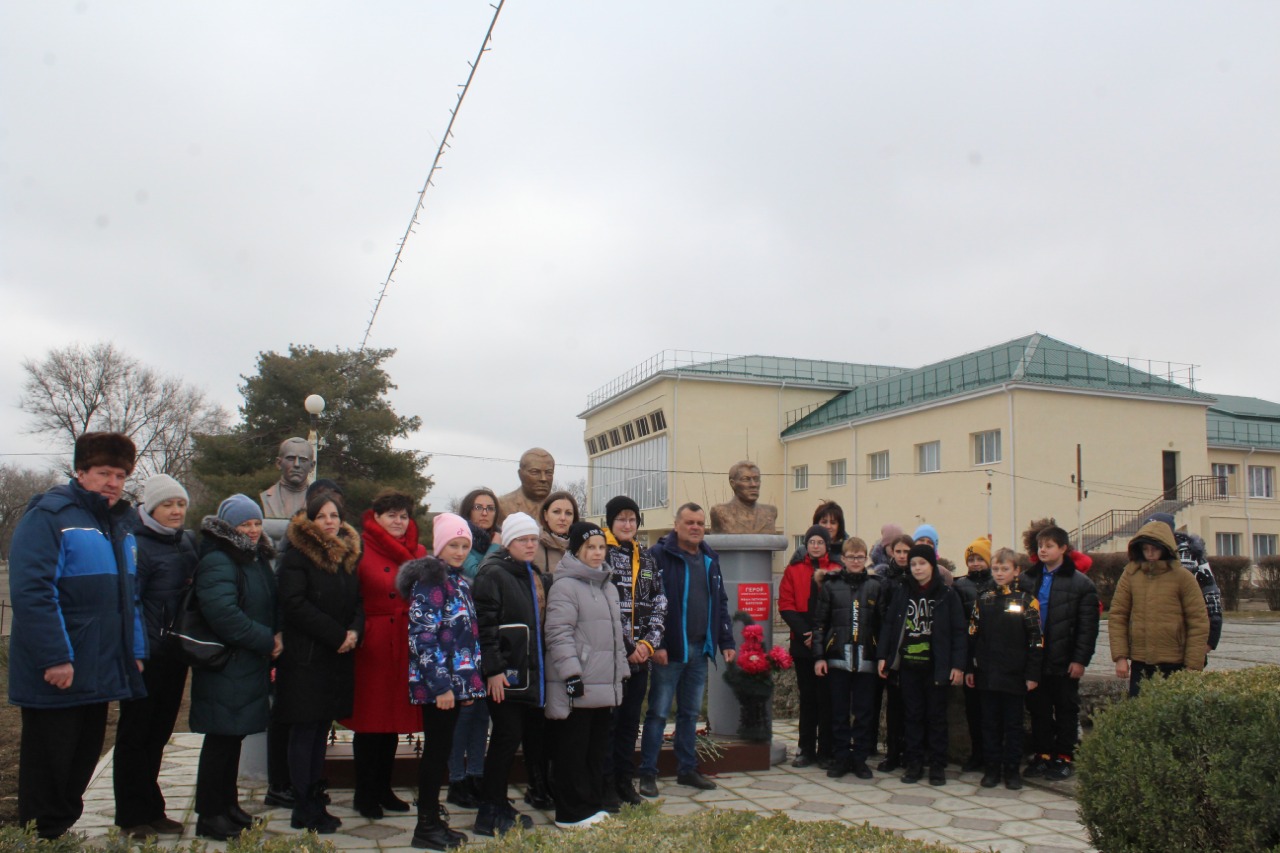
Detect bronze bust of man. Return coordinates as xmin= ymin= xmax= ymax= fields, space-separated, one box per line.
xmin=710 ymin=460 xmax=778 ymax=534
xmin=498 ymin=448 xmax=555 ymax=519
xmin=260 ymin=437 xmax=315 ymax=519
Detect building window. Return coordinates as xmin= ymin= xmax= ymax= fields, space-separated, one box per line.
xmin=1248 ymin=466 xmax=1274 ymax=499
xmin=596 ymin=433 xmax=610 ymax=451
xmin=793 ymin=534 xmax=806 ymax=552
xmin=650 ymin=410 xmax=667 ymax=432
xmin=1212 ymin=463 xmax=1237 ymax=498
xmin=588 ymin=434 xmax=669 ymax=516
xmin=828 ymin=459 xmax=847 ymax=487
xmin=1216 ymin=532 xmax=1242 ymax=556
xmin=916 ymin=441 xmax=941 ymax=474
xmin=793 ymin=465 xmax=809 ymax=491
xmin=973 ymin=430 xmax=1001 ymax=465
xmin=586 ymin=437 xmax=598 ymax=455
xmin=869 ymin=450 xmax=890 ymax=481
xmin=622 ymin=422 xmax=635 ymax=443
xmin=1254 ymin=534 xmax=1278 ymax=558
xmin=635 ymin=417 xmax=650 ymax=437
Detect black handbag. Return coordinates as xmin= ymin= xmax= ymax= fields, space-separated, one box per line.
xmin=162 ymin=562 xmax=245 ymax=672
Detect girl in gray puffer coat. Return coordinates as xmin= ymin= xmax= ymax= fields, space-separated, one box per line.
xmin=544 ymin=522 xmax=628 ymax=829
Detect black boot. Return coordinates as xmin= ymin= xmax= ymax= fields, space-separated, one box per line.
xmin=379 ymin=736 xmax=410 ymax=812
xmin=446 ymin=780 xmax=480 ymax=809
xmin=411 ymin=811 xmax=462 ymax=851
xmin=523 ymin=765 xmax=554 ymax=810
xmin=980 ymin=766 xmax=1001 ymax=788
xmin=291 ymin=790 xmax=337 ymax=834
xmin=600 ymin=775 xmax=622 ymax=814
xmin=311 ymin=783 xmax=341 ymax=831
xmin=615 ymin=775 xmax=643 ymax=806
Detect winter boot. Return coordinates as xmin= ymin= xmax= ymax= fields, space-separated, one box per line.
xmin=600 ymin=775 xmax=622 ymax=813
xmin=411 ymin=804 xmax=463 ymax=851
xmin=523 ymin=765 xmax=555 ymax=810
xmin=979 ymin=766 xmax=1001 ymax=788
xmin=615 ymin=775 xmax=643 ymax=806
xmin=446 ymin=780 xmax=480 ymax=809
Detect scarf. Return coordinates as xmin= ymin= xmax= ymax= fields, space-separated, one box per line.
xmin=467 ymin=518 xmax=493 ymax=557
xmin=360 ymin=508 xmax=421 ymax=565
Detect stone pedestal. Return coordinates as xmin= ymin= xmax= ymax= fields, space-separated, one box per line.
xmin=704 ymin=533 xmax=786 ymax=744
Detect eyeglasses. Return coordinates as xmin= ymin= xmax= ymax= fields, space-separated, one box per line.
xmin=846 ymin=554 xmax=868 ymax=561
xmin=473 ymin=505 xmax=496 ymax=514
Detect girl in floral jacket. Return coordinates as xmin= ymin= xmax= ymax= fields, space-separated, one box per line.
xmin=397 ymin=513 xmax=484 ymax=851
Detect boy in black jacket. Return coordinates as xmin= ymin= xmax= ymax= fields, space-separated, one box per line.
xmin=967 ymin=547 xmax=1042 ymax=790
xmin=813 ymin=537 xmax=884 ymax=779
xmin=1017 ymin=526 xmax=1098 ymax=781
xmin=878 ymin=544 xmax=965 ymax=786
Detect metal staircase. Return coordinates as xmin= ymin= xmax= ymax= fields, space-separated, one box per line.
xmin=1070 ymin=475 xmax=1225 ymax=552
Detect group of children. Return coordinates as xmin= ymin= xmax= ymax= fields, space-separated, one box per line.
xmin=782 ymin=502 xmax=1215 ymax=791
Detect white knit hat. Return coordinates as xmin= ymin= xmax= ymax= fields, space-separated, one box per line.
xmin=143 ymin=474 xmax=189 ymax=514
xmin=500 ymin=512 xmax=540 ymax=548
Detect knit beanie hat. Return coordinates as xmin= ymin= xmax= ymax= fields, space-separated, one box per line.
xmin=432 ymin=512 xmax=472 ymax=557
xmin=908 ymin=543 xmax=938 ymax=571
xmin=500 ymin=512 xmax=540 ymax=547
xmin=143 ymin=474 xmax=189 ymax=514
xmin=568 ymin=521 xmax=606 ymax=556
xmin=880 ymin=523 xmax=903 ymax=543
xmin=218 ymin=494 xmax=264 ymax=528
xmin=913 ymin=523 xmax=940 ymax=547
xmin=964 ymin=536 xmax=992 ymax=567
xmin=74 ymin=432 xmax=136 ymax=474
xmin=804 ymin=524 xmax=831 ymax=551
xmin=605 ymin=495 xmax=642 ymax=529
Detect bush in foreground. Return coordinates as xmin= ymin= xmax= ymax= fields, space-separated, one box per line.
xmin=0 ymin=822 xmax=337 ymax=853
xmin=485 ymin=803 xmax=956 ymax=852
xmin=1077 ymin=665 xmax=1280 ymax=852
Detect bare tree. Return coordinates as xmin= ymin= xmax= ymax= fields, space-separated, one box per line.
xmin=19 ymin=342 xmax=230 ymax=480
xmin=0 ymin=464 xmax=62 ymax=560
xmin=554 ymin=477 xmax=589 ymax=515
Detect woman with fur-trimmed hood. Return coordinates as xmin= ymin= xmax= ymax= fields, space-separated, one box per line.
xmin=274 ymin=491 xmax=364 ymax=833
xmin=1108 ymin=521 xmax=1210 ymax=697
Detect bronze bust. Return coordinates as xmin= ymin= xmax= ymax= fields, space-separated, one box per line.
xmin=260 ymin=437 xmax=315 ymax=519
xmin=498 ymin=448 xmax=555 ymax=520
xmin=710 ymin=460 xmax=778 ymax=534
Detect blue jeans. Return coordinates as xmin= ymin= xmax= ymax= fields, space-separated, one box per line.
xmin=638 ymin=655 xmax=709 ymax=776
xmin=447 ymin=699 xmax=489 ymax=782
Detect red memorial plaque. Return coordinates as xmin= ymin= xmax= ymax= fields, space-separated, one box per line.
xmin=737 ymin=582 xmax=771 ymax=621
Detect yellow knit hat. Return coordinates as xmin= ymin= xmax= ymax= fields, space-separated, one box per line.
xmin=964 ymin=536 xmax=992 ymax=567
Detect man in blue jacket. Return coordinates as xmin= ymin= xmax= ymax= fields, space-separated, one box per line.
xmin=637 ymin=503 xmax=736 ymax=796
xmin=8 ymin=432 xmax=147 ymax=839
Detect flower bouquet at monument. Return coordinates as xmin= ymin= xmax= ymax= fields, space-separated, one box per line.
xmin=722 ymin=615 xmax=793 ymax=741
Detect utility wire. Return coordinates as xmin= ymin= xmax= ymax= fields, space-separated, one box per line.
xmin=359 ymin=0 xmax=507 ymax=352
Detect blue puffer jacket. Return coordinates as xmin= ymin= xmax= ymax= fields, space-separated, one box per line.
xmin=651 ymin=532 xmax=735 ymax=664
xmin=7 ymin=480 xmax=147 ymax=708
xmin=133 ymin=509 xmax=199 ymax=659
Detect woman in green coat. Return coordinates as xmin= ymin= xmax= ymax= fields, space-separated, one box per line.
xmin=190 ymin=495 xmax=280 ymax=841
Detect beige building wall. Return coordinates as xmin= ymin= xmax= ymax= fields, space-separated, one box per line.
xmin=782 ymin=388 xmax=1212 ymax=564
xmin=1191 ymin=447 xmax=1280 ymax=559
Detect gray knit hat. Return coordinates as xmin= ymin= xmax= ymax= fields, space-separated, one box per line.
xmin=142 ymin=474 xmax=189 ymax=515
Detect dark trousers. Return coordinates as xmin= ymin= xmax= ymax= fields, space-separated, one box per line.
xmin=883 ymin=679 xmax=906 ymax=762
xmin=870 ymin=677 xmax=885 ymax=753
xmin=552 ymin=707 xmax=612 ymax=824
xmin=448 ymin=699 xmax=489 ymax=782
xmin=113 ymin=657 xmax=188 ymax=826
xmin=605 ymin=666 xmax=648 ymax=780
xmin=288 ymin=721 xmax=330 ymax=798
xmin=962 ymin=683 xmax=984 ymax=761
xmin=794 ymin=657 xmax=833 ymax=759
xmin=1027 ymin=674 xmax=1081 ymax=759
xmin=417 ymin=705 xmax=459 ymax=817
xmin=828 ymin=669 xmax=878 ymax=763
xmin=20 ymin=703 xmax=108 ymax=838
xmin=353 ymin=732 xmax=400 ymax=805
xmin=267 ymin=719 xmax=291 ymax=789
xmin=980 ymin=690 xmax=1025 ymax=769
xmin=482 ymin=699 xmax=544 ymax=806
xmin=195 ymin=733 xmax=245 ymax=819
xmin=900 ymin=668 xmax=948 ymax=769
xmin=1129 ymin=661 xmax=1184 ymax=697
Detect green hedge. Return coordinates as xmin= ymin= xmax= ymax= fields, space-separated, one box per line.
xmin=1208 ymin=556 xmax=1250 ymax=611
xmin=1077 ymin=666 xmax=1280 ymax=852
xmin=1258 ymin=556 xmax=1280 ymax=610
xmin=1085 ymin=552 xmax=1129 ymax=610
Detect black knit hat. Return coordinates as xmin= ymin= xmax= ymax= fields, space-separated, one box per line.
xmin=908 ymin=543 xmax=938 ymax=571
xmin=606 ymin=495 xmax=642 ymax=529
xmin=568 ymin=521 xmax=606 ymax=556
xmin=74 ymin=432 xmax=136 ymax=474
xmin=803 ymin=524 xmax=831 ymax=550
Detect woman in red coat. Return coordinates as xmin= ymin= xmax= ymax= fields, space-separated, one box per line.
xmin=341 ymin=489 xmax=426 ymax=818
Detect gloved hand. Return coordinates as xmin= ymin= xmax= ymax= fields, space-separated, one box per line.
xmin=566 ymin=676 xmax=585 ymax=698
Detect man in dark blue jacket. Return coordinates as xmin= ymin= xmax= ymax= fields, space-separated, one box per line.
xmin=8 ymin=433 xmax=147 ymax=839
xmin=636 ymin=503 xmax=736 ymax=797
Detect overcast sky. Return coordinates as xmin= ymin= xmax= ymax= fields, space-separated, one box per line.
xmin=3 ymin=1 xmax=1278 ymax=506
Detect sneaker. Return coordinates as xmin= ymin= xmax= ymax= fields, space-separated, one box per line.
xmin=791 ymin=752 xmax=816 ymax=768
xmin=928 ymin=766 xmax=947 ymax=786
xmin=676 ymin=771 xmax=717 ymax=790
xmin=901 ymin=764 xmax=923 ymax=784
xmin=876 ymin=757 xmax=901 ymax=773
xmin=554 ymin=811 xmax=609 ymax=830
xmin=850 ymin=761 xmax=874 ymax=780
xmin=1045 ymin=757 xmax=1074 ymax=781
xmin=263 ymin=785 xmax=295 ymax=808
xmin=637 ymin=775 xmax=659 ymax=798
xmin=979 ymin=768 xmax=1001 ymax=788
xmin=1023 ymin=754 xmax=1051 ymax=778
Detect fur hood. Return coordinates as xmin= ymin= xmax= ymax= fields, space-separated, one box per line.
xmin=286 ymin=511 xmax=361 ymax=574
xmin=396 ymin=555 xmax=453 ymax=600
xmin=201 ymin=514 xmax=276 ymax=563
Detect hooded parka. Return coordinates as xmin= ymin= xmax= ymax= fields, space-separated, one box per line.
xmin=543 ymin=552 xmax=628 ymax=720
